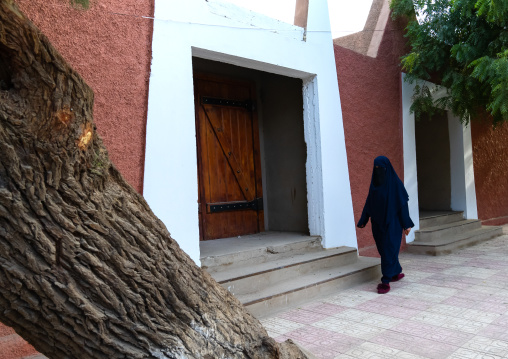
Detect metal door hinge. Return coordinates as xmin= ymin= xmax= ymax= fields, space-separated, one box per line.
xmin=208 ymin=197 xmax=263 ymax=213
xmin=202 ymin=97 xmax=255 ymax=112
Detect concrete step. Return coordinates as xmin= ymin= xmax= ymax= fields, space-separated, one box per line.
xmin=238 ymin=257 xmax=380 ymax=318
xmin=201 ymin=232 xmax=323 ymax=272
xmin=201 ymin=232 xmax=381 ymax=318
xmin=214 ymin=246 xmax=359 ymax=296
xmin=415 ymin=219 xmax=482 ymax=242
xmin=408 ymin=225 xmax=503 ymax=256
xmin=419 ymin=211 xmax=464 ymax=228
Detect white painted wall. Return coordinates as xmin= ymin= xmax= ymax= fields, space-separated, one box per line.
xmin=448 ymin=113 xmax=478 ymax=219
xmin=144 ymin=0 xmax=357 ymax=264
xmin=401 ymin=74 xmax=420 ymax=243
xmin=402 ymin=74 xmax=478 ymax=243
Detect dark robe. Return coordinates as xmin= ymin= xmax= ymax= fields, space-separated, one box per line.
xmin=357 ymin=156 xmax=414 ymax=283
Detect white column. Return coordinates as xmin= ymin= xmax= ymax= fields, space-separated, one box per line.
xmin=462 ymin=121 xmax=478 ymax=219
xmin=305 ymin=0 xmax=357 ymax=249
xmin=144 ymin=18 xmax=201 ymax=264
xmin=448 ymin=108 xmax=478 ymax=219
xmin=402 ymin=74 xmax=420 ymax=242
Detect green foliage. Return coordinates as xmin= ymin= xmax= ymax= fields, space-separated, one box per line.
xmin=390 ymin=0 xmax=508 ymax=125
xmin=411 ymin=84 xmax=436 ymax=120
xmin=70 ymin=0 xmax=90 ymax=10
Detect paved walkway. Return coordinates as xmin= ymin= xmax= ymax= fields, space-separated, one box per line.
xmin=2 ymin=232 xmax=507 ymax=359
xmin=261 ymin=233 xmax=508 ymax=359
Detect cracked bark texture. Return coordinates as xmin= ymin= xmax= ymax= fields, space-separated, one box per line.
xmin=0 ymin=1 xmax=310 ymax=358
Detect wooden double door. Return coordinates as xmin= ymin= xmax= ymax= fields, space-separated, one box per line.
xmin=194 ymin=74 xmax=264 ymax=240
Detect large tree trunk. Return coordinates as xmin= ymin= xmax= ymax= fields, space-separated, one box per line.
xmin=0 ymin=1 xmax=310 ymax=358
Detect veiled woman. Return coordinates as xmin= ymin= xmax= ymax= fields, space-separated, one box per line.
xmin=357 ymin=156 xmax=414 ymax=294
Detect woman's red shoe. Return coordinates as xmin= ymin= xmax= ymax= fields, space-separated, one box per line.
xmin=391 ymin=273 xmax=405 ymax=282
xmin=377 ymin=283 xmax=390 ymax=294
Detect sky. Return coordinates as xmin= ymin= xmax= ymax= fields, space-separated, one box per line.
xmin=225 ymin=0 xmax=374 ymax=38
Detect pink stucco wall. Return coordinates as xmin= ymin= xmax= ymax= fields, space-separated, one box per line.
xmin=472 ymin=119 xmax=508 ymax=226
xmin=16 ymin=0 xmax=154 ymax=193
xmin=0 ymin=322 xmax=39 ymax=359
xmin=1 ymin=2 xmax=153 ymax=355
xmin=334 ymin=17 xmax=409 ymax=256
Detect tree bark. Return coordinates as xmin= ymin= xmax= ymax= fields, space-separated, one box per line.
xmin=0 ymin=1 xmax=310 ymax=358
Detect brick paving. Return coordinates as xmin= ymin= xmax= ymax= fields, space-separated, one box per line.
xmin=261 ymin=233 xmax=508 ymax=359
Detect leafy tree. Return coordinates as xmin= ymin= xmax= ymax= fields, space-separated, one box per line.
xmin=390 ymin=0 xmax=508 ymax=124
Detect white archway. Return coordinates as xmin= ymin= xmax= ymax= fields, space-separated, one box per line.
xmin=402 ymin=74 xmax=478 ymax=243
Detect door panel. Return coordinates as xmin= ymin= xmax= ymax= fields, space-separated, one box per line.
xmin=194 ymin=74 xmax=263 ymax=240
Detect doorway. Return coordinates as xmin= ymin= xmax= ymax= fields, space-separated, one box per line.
xmin=193 ymin=58 xmax=309 ymax=241
xmin=415 ymin=110 xmax=452 ymax=211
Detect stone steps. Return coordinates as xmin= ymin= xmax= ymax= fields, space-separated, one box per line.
xmin=408 ymin=226 xmax=503 ymax=256
xmin=202 ymin=232 xmax=380 ymax=318
xmin=408 ymin=211 xmax=503 ymax=255
xmin=237 ymin=257 xmax=380 ymax=318
xmin=418 ymin=210 xmax=464 ymax=228
xmin=415 ymin=219 xmax=482 ymax=242
xmin=201 ymin=232 xmax=323 ymax=271
xmin=212 ymin=246 xmax=358 ymax=286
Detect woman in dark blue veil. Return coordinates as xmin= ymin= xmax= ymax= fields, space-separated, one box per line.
xmin=357 ymin=156 xmax=414 ymax=294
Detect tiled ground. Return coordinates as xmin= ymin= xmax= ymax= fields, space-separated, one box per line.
xmin=261 ymin=234 xmax=508 ymax=359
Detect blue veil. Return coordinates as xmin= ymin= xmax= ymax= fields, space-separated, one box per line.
xmin=364 ymin=156 xmax=409 ymax=226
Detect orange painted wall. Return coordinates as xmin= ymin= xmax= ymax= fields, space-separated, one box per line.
xmin=0 ymin=322 xmax=39 ymax=359
xmin=15 ymin=0 xmax=154 ymax=193
xmin=334 ymin=17 xmax=409 ymax=256
xmin=471 ymin=119 xmax=508 ymax=226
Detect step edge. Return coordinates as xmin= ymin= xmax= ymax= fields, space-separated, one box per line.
xmin=202 ymin=245 xmax=324 ymax=270
xmin=419 ymin=211 xmax=463 ymax=220
xmin=416 ymin=219 xmax=481 ymax=233
xmin=215 ymin=248 xmax=358 ymax=283
xmin=409 ymin=226 xmax=503 ymax=247
xmin=419 ymin=213 xmax=466 ymax=228
xmin=235 ymin=261 xmax=381 ymax=306
xmin=241 ymin=263 xmax=380 ymax=306
xmin=200 ymin=236 xmax=322 ymax=261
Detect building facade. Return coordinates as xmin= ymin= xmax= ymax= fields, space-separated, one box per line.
xmin=334 ymin=0 xmax=508 ymax=256
xmin=3 ymin=0 xmax=508 ymax=356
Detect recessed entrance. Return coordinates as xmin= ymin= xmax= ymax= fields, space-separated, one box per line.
xmin=193 ymin=57 xmax=309 ymax=241
xmin=415 ymin=110 xmax=452 ymax=211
